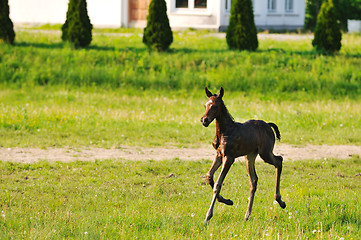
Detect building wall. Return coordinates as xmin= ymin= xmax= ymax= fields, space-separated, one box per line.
xmin=165 ymin=0 xmax=221 ymax=30
xmin=9 ymin=0 xmax=305 ymax=30
xmin=9 ymin=0 xmax=121 ymax=27
xmin=220 ymin=0 xmax=305 ymax=30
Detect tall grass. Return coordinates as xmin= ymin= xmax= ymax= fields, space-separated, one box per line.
xmin=0 ymin=157 xmax=360 ymax=239
xmin=0 ymin=30 xmax=360 ymax=99
xmin=1 ymin=87 xmax=361 ymax=148
xmin=1 ymin=30 xmax=361 ymax=148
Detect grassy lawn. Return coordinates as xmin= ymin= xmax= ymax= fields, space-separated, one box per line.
xmin=1 ymin=157 xmax=360 ymax=239
xmin=0 ymin=30 xmax=361 ymax=148
xmin=1 ymin=87 xmax=361 ymax=148
xmin=1 ymin=28 xmax=361 ymax=239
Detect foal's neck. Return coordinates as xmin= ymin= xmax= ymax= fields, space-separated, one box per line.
xmin=215 ymin=102 xmax=235 ymax=135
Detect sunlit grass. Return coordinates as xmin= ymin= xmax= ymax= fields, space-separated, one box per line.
xmin=1 ymin=30 xmax=360 ymax=98
xmin=0 ymin=87 xmax=361 ymax=148
xmin=0 ymin=157 xmax=360 ymax=239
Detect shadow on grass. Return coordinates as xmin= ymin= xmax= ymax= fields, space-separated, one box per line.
xmin=13 ymin=42 xmax=361 ymax=58
xmin=260 ymin=47 xmax=361 ymax=58
xmin=16 ymin=41 xmax=65 ymax=49
xmin=15 ymin=41 xmax=146 ymax=52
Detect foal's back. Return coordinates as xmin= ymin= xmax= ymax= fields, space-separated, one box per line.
xmin=222 ymin=120 xmax=276 ymax=158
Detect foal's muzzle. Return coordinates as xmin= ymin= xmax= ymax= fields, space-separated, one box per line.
xmin=201 ymin=117 xmax=210 ymax=127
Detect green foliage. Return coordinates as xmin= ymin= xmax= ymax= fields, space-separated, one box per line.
xmin=349 ymin=0 xmax=361 ymax=20
xmin=312 ymin=0 xmax=342 ymax=53
xmin=305 ymin=0 xmax=361 ymax=31
xmin=226 ymin=0 xmax=258 ymax=51
xmin=0 ymin=158 xmax=361 ymax=238
xmin=304 ymin=0 xmax=322 ymax=31
xmin=143 ymin=0 xmax=173 ymax=51
xmin=62 ymin=0 xmax=92 ymax=48
xmin=0 ymin=0 xmax=15 ymax=44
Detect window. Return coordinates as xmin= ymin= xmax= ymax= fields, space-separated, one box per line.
xmin=268 ymin=0 xmax=276 ymax=12
xmin=176 ymin=0 xmax=207 ymax=9
xmin=176 ymin=0 xmax=188 ymax=8
xmin=195 ymin=0 xmax=207 ymax=8
xmin=225 ymin=0 xmax=231 ymax=11
xmin=285 ymin=0 xmax=294 ymax=12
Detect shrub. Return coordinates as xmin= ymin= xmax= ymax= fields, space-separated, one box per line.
xmin=62 ymin=0 xmax=92 ymax=48
xmin=312 ymin=0 xmax=341 ymax=53
xmin=226 ymin=0 xmax=258 ymax=51
xmin=143 ymin=0 xmax=173 ymax=52
xmin=0 ymin=0 xmax=15 ymax=44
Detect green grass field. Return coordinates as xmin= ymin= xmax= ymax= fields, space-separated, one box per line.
xmin=1 ymin=29 xmax=361 ymax=148
xmin=1 ymin=28 xmax=361 ymax=239
xmin=1 ymin=87 xmax=361 ymax=148
xmin=1 ymin=157 xmax=360 ymax=239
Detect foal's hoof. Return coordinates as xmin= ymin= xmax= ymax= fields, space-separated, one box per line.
xmin=218 ymin=196 xmax=233 ymax=205
xmin=278 ymin=200 xmax=286 ymax=209
xmin=222 ymin=199 xmax=233 ymax=206
xmin=203 ymin=215 xmax=213 ymax=225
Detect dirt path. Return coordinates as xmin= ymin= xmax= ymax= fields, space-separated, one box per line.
xmin=1 ymin=144 xmax=360 ymax=163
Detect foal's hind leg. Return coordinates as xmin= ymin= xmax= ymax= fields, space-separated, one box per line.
xmin=245 ymin=152 xmax=258 ymax=220
xmin=259 ymin=151 xmax=286 ymax=209
xmin=274 ymin=155 xmax=286 ymax=208
xmin=206 ymin=154 xmax=233 ymax=205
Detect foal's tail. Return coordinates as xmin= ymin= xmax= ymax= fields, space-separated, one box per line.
xmin=268 ymin=122 xmax=281 ymax=141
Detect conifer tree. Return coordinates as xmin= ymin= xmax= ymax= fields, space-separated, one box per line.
xmin=312 ymin=0 xmax=341 ymax=53
xmin=226 ymin=0 xmax=258 ymax=51
xmin=143 ymin=0 xmax=173 ymax=51
xmin=0 ymin=0 xmax=15 ymax=44
xmin=62 ymin=0 xmax=92 ymax=48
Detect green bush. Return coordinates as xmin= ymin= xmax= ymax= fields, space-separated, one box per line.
xmin=143 ymin=0 xmax=173 ymax=51
xmin=62 ymin=0 xmax=92 ymax=48
xmin=312 ymin=0 xmax=342 ymax=53
xmin=226 ymin=0 xmax=258 ymax=51
xmin=0 ymin=0 xmax=15 ymax=44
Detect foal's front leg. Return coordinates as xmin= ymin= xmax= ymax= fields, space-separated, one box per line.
xmin=206 ymin=154 xmax=233 ymax=205
xmin=204 ymin=156 xmax=235 ymax=224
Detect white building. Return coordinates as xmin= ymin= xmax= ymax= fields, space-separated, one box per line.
xmin=9 ymin=0 xmax=305 ymax=30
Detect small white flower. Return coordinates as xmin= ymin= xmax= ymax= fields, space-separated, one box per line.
xmin=84 ymin=232 xmax=88 ymax=235
xmin=312 ymin=230 xmax=317 ymax=234
xmin=191 ymin=213 xmax=195 ymax=217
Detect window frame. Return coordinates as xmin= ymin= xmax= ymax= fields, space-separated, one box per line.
xmin=174 ymin=0 xmax=207 ymax=10
xmin=267 ymin=0 xmax=277 ymax=12
xmin=284 ymin=0 xmax=294 ymax=13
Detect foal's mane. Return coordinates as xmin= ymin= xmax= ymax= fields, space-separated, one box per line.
xmin=218 ymin=97 xmax=235 ymax=122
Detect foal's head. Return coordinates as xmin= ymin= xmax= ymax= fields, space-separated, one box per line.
xmin=201 ymin=87 xmax=224 ymax=127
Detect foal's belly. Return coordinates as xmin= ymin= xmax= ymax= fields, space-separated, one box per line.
xmin=220 ymin=137 xmax=258 ymax=158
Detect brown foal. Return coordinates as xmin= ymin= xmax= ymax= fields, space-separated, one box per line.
xmin=200 ymin=87 xmax=286 ymax=224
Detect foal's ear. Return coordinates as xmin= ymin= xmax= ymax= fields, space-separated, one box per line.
xmin=205 ymin=87 xmax=213 ymax=97
xmin=218 ymin=87 xmax=224 ymax=99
